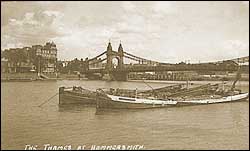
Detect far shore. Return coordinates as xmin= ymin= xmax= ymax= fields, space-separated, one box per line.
xmin=1 ymin=77 xmax=249 ymax=85
xmin=1 ymin=72 xmax=249 ymax=83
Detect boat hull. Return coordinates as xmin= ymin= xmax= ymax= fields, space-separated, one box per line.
xmin=59 ymin=87 xmax=96 ymax=105
xmin=176 ymin=93 xmax=249 ymax=106
xmin=96 ymin=92 xmax=249 ymax=109
xmin=96 ymin=93 xmax=177 ymax=109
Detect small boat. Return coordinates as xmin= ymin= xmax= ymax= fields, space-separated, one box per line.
xmin=59 ymin=86 xmax=96 ymax=105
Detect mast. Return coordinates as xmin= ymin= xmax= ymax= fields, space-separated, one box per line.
xmin=230 ymin=65 xmax=242 ymax=91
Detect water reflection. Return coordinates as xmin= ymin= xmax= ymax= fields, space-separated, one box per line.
xmin=58 ymin=104 xmax=95 ymax=112
xmin=2 ymin=80 xmax=249 ymax=150
xmin=95 ymin=108 xmax=151 ymax=115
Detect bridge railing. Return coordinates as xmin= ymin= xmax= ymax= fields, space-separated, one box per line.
xmin=81 ymin=63 xmax=247 ymax=74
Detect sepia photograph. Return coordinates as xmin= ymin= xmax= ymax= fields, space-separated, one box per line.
xmin=1 ymin=1 xmax=249 ymax=150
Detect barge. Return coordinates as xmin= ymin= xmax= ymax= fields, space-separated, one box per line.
xmin=96 ymin=66 xmax=249 ymax=109
xmin=96 ymin=83 xmax=249 ymax=109
xmin=59 ymin=86 xmax=96 ymax=105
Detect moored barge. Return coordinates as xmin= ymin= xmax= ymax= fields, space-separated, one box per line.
xmin=59 ymin=86 xmax=96 ymax=105
xmin=95 ymin=83 xmax=249 ymax=109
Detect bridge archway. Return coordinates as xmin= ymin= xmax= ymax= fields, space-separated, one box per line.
xmin=111 ymin=56 xmax=120 ymax=69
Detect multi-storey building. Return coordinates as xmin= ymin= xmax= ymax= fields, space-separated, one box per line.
xmin=1 ymin=42 xmax=58 ymax=73
xmin=32 ymin=42 xmax=57 ymax=73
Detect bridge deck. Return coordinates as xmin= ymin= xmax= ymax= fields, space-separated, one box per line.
xmin=82 ymin=64 xmax=248 ymax=74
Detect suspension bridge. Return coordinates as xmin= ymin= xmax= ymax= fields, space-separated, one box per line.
xmin=80 ymin=42 xmax=249 ymax=81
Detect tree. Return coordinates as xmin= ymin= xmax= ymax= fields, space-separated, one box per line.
xmin=6 ymin=49 xmax=19 ymax=72
xmin=2 ymin=48 xmax=29 ymax=72
xmin=56 ymin=61 xmax=64 ymax=73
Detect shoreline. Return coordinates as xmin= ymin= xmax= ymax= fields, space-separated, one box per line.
xmin=1 ymin=78 xmax=249 ymax=85
xmin=1 ymin=72 xmax=249 ymax=84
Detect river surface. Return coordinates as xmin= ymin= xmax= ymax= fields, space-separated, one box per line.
xmin=1 ymin=80 xmax=249 ymax=150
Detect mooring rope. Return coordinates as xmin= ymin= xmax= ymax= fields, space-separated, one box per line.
xmin=38 ymin=92 xmax=59 ymax=107
xmin=142 ymin=79 xmax=155 ymax=91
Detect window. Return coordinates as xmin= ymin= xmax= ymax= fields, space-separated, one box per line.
xmin=118 ymin=98 xmax=136 ymax=101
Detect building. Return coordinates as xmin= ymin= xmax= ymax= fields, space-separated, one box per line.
xmin=89 ymin=58 xmax=105 ymax=69
xmin=32 ymin=42 xmax=57 ymax=73
xmin=1 ymin=42 xmax=58 ymax=73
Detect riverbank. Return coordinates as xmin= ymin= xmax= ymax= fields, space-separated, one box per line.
xmin=128 ymin=79 xmax=250 ymax=87
xmin=1 ymin=72 xmax=249 ymax=82
xmin=1 ymin=73 xmax=84 ymax=82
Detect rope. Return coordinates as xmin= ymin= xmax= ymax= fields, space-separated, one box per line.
xmin=141 ymin=79 xmax=156 ymax=95
xmin=38 ymin=92 xmax=59 ymax=107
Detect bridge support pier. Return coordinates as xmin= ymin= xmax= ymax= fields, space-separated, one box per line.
xmin=85 ymin=73 xmax=103 ymax=80
xmin=108 ymin=71 xmax=128 ymax=81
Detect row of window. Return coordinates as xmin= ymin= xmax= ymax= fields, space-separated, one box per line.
xmin=36 ymin=49 xmax=57 ymax=54
xmin=36 ymin=53 xmax=57 ymax=58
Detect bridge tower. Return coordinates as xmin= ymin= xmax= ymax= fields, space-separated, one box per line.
xmin=106 ymin=42 xmax=113 ymax=71
xmin=117 ymin=42 xmax=124 ymax=69
xmin=103 ymin=41 xmax=127 ymax=81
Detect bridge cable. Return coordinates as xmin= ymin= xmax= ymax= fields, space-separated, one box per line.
xmin=88 ymin=58 xmax=107 ymax=65
xmin=88 ymin=51 xmax=107 ymax=61
xmin=124 ymin=51 xmax=159 ymax=63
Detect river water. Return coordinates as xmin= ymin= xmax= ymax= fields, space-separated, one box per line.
xmin=1 ymin=80 xmax=249 ymax=150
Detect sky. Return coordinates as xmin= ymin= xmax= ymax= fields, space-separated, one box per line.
xmin=1 ymin=1 xmax=249 ymax=63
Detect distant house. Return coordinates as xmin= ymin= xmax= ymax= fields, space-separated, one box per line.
xmin=89 ymin=58 xmax=105 ymax=69
xmin=32 ymin=42 xmax=57 ymax=73
xmin=1 ymin=42 xmax=58 ymax=73
xmin=1 ymin=58 xmax=8 ymax=73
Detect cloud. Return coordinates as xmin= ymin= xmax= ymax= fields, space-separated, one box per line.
xmin=1 ymin=1 xmax=249 ymax=63
xmin=8 ymin=12 xmax=39 ymax=26
xmin=122 ymin=1 xmax=136 ymax=12
xmin=1 ymin=9 xmax=67 ymax=49
xmin=43 ymin=10 xmax=62 ymax=17
xmin=152 ymin=1 xmax=177 ymax=17
xmin=1 ymin=34 xmax=25 ymax=49
xmin=116 ymin=15 xmax=146 ymax=34
xmin=223 ymin=40 xmax=249 ymax=51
